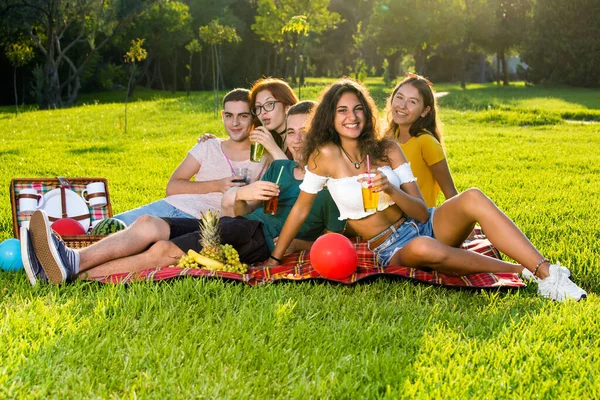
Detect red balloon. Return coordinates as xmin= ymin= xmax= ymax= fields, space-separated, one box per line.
xmin=310 ymin=233 xmax=358 ymax=280
xmin=51 ymin=218 xmax=86 ymax=235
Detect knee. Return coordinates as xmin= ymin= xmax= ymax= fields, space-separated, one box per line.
xmin=459 ymin=188 xmax=490 ymax=209
xmin=405 ymin=237 xmax=443 ymax=262
xmin=130 ymin=215 xmax=168 ymax=241
xmin=149 ymin=240 xmax=183 ymax=257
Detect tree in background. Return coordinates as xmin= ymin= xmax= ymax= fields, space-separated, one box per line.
xmin=185 ymin=39 xmax=202 ymax=96
xmin=5 ymin=41 xmax=34 ymax=115
xmin=457 ymin=0 xmax=492 ymax=88
xmin=133 ymin=1 xmax=192 ymax=92
xmin=489 ymin=0 xmax=532 ymax=85
xmin=252 ymin=0 xmax=340 ymax=82
xmin=367 ymin=0 xmax=461 ymax=81
xmin=281 ymin=15 xmax=310 ymax=88
xmin=522 ymin=0 xmax=600 ymax=87
xmin=0 ymin=0 xmax=152 ymax=109
xmin=199 ymin=20 xmax=241 ymax=116
xmin=311 ymin=0 xmax=376 ymax=77
xmin=123 ymin=38 xmax=147 ymax=134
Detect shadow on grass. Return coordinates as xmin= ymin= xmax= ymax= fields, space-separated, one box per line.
xmin=0 ymin=149 xmax=20 ymax=157
xmin=69 ymin=145 xmax=123 ymax=155
xmin=0 ymin=105 xmax=39 ymax=116
xmin=438 ymin=84 xmax=600 ymax=114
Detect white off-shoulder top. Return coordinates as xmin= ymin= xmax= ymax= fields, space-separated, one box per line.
xmin=299 ymin=163 xmax=416 ymax=220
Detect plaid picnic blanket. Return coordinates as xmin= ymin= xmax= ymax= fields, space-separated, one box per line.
xmin=86 ymin=238 xmax=525 ymax=289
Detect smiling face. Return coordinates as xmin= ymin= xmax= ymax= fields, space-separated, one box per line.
xmin=221 ymin=101 xmax=253 ymax=142
xmin=254 ymin=89 xmax=288 ymax=132
xmin=286 ymin=113 xmax=308 ymax=162
xmin=334 ymin=92 xmax=365 ymax=139
xmin=391 ymin=83 xmax=431 ymax=128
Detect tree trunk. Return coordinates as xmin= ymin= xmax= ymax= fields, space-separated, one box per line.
xmin=13 ymin=67 xmax=19 ymax=116
xmin=415 ymin=45 xmax=428 ymax=75
xmin=187 ymin=53 xmax=193 ymax=96
xmin=291 ymin=36 xmax=298 ymax=86
xmin=124 ymin=62 xmax=136 ymax=134
xmin=218 ymin=45 xmax=225 ymax=90
xmin=198 ymin=51 xmax=205 ymax=90
xmin=211 ymin=44 xmax=218 ymax=117
xmin=479 ymin=53 xmax=486 ymax=83
xmin=158 ymin=61 xmax=165 ymax=91
xmin=460 ymin=39 xmax=468 ymax=90
xmin=172 ymin=50 xmax=178 ymax=93
xmin=265 ymin=47 xmax=271 ymax=76
xmin=148 ymin=59 xmax=158 ymax=89
xmin=273 ymin=49 xmax=279 ymax=77
xmin=387 ymin=50 xmax=402 ymax=82
xmin=144 ymin=53 xmax=153 ymax=88
xmin=65 ymin=74 xmax=81 ymax=107
xmin=496 ymin=52 xmax=501 ymax=85
xmin=42 ymin=61 xmax=62 ymax=109
xmin=299 ymin=51 xmax=306 ymax=87
xmin=500 ymin=48 xmax=509 ymax=86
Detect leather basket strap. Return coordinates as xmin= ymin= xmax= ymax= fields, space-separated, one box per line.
xmin=48 ymin=213 xmax=91 ymax=222
xmin=60 ymin=187 xmax=68 ymax=218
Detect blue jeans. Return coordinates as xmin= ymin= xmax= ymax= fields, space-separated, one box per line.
xmin=113 ymin=199 xmax=195 ymax=226
xmin=369 ymin=208 xmax=436 ymax=266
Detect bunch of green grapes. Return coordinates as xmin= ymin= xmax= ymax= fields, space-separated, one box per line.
xmin=177 ymin=254 xmax=199 ymax=269
xmin=221 ymin=244 xmax=249 ymax=274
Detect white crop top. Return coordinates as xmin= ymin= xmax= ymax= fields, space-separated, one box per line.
xmin=299 ymin=163 xmax=417 ymax=220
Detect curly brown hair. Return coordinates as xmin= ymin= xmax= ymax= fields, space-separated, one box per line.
xmin=303 ymin=78 xmax=389 ymax=169
xmin=384 ymin=73 xmax=444 ymax=144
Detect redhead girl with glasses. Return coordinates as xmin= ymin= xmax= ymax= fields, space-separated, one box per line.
xmin=248 ymin=77 xmax=299 ymax=161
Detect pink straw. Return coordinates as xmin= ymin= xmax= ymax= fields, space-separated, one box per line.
xmin=366 ymin=154 xmax=371 ymax=183
xmin=223 ymin=154 xmax=236 ymax=176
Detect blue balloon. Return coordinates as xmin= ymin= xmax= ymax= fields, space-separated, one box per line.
xmin=0 ymin=238 xmax=24 ymax=272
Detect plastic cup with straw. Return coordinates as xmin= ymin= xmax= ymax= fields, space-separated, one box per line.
xmin=264 ymin=165 xmax=284 ymax=215
xmin=250 ymin=119 xmax=266 ymax=162
xmin=361 ymin=154 xmax=379 ymax=212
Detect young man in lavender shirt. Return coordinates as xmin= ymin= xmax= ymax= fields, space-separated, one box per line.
xmin=114 ymin=89 xmax=268 ymax=225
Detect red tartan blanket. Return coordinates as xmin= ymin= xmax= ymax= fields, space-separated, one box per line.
xmin=85 ymin=238 xmax=525 ymax=289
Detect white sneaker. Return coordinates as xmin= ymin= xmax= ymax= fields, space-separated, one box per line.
xmin=521 ymin=261 xmax=571 ymax=281
xmin=537 ymin=264 xmax=587 ymax=302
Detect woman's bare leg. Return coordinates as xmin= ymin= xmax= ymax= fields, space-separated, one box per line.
xmin=390 ymin=236 xmax=522 ymax=275
xmin=431 ymin=188 xmax=550 ymax=278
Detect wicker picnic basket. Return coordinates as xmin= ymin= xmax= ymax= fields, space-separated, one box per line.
xmin=10 ymin=177 xmax=114 ymax=249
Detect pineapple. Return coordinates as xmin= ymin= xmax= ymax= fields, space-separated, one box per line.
xmin=198 ymin=210 xmax=225 ymax=263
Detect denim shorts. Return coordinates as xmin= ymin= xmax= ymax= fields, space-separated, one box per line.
xmin=114 ymin=199 xmax=195 ymax=226
xmin=369 ymin=208 xmax=436 ymax=266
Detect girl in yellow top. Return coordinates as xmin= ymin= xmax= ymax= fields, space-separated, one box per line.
xmin=384 ymin=73 xmax=458 ymax=207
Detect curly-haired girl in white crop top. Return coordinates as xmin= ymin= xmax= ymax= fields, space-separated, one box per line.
xmin=267 ymin=78 xmax=586 ymax=302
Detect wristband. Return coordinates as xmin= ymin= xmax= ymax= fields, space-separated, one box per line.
xmin=269 ymin=255 xmax=282 ymax=263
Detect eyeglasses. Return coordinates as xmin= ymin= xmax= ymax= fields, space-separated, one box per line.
xmin=251 ymin=100 xmax=282 ymax=116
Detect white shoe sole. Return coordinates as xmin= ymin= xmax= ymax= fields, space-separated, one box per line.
xmin=29 ymin=210 xmax=67 ymax=284
xmin=20 ymin=227 xmax=38 ymax=286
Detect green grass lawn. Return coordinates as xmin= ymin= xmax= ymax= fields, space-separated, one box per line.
xmin=1 ymin=81 xmax=599 ymax=398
